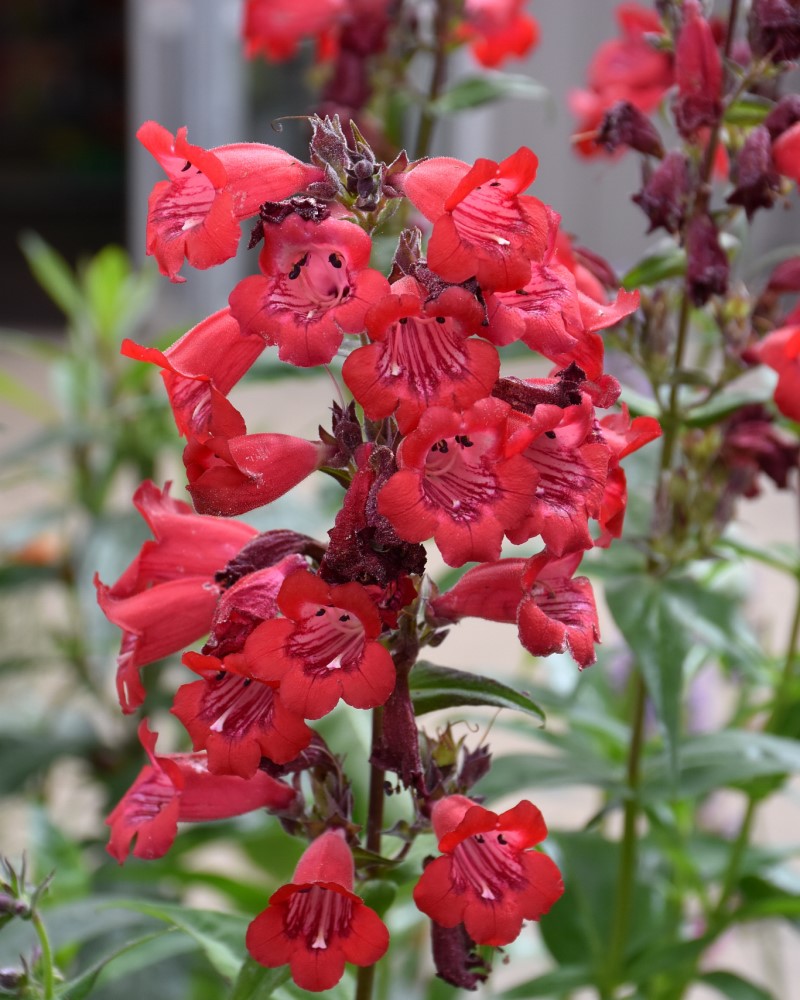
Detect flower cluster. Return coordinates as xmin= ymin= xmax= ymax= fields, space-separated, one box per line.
xmin=97 ymin=112 xmax=660 ymax=990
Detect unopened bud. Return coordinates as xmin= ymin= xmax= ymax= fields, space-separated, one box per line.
xmin=597 ymin=101 xmax=665 ymax=158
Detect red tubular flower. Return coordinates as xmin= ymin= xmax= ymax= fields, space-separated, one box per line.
xmin=122 ymin=308 xmax=264 ymax=440
xmin=246 ymin=829 xmax=389 ymax=992
xmin=137 ymin=122 xmax=317 ymax=282
xmin=183 ymin=393 xmax=335 ymax=517
xmin=343 ymin=276 xmax=499 ymax=434
xmin=507 ymin=394 xmax=611 ymax=556
xmin=518 ymin=551 xmax=601 ymax=668
xmin=94 ymin=481 xmax=258 ymax=713
xmin=413 ymin=795 xmax=563 ymax=946
xmin=401 ymin=148 xmax=550 ymax=292
xmin=772 ymin=122 xmax=800 ymax=185
xmin=749 ymin=324 xmax=800 ymax=421
xmin=430 ymin=558 xmax=526 ymax=625
xmin=236 ymin=570 xmax=395 ymax=719
xmin=229 ymin=215 xmax=390 ymax=367
xmin=107 ymin=721 xmax=296 ymax=863
xmin=377 ymin=398 xmax=540 ymax=567
xmin=456 ymin=0 xmax=540 ymax=68
xmin=242 ymin=0 xmax=344 ymax=62
xmin=172 ymin=651 xmax=313 ymax=778
xmin=569 ymin=4 xmax=673 ymax=157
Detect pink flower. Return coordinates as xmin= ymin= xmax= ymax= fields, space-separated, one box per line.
xmin=246 ymin=830 xmax=389 ymax=992
xmin=413 ymin=795 xmax=563 ymax=946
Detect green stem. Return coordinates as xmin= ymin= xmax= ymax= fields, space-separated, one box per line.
xmin=355 ymin=708 xmax=385 ymax=1000
xmin=604 ymin=675 xmax=648 ymax=993
xmin=31 ymin=910 xmax=55 ymax=1000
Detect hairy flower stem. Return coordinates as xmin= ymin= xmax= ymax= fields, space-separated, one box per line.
xmin=603 ymin=674 xmax=648 ymax=995
xmin=355 ymin=707 xmax=385 ymax=1000
xmin=414 ymin=0 xmax=452 ymax=160
xmin=31 ymin=910 xmax=55 ymax=1000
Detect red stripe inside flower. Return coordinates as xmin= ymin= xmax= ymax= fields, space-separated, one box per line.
xmin=287 ymin=605 xmax=367 ymax=673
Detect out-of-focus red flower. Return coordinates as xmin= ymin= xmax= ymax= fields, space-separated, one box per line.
xmin=570 ymin=4 xmax=673 ymax=157
xmin=229 ymin=215 xmax=389 ymax=367
xmin=401 ymin=148 xmax=549 ymax=292
xmin=242 ymin=0 xmax=344 ymax=62
xmin=235 ymin=570 xmax=395 ymax=719
xmin=673 ymin=0 xmax=723 ymax=139
xmin=749 ymin=323 xmax=800 ymax=421
xmin=246 ymin=829 xmax=389 ymax=992
xmin=95 ymin=481 xmax=258 ymax=713
xmin=773 ymin=121 xmax=800 ymax=185
xmin=456 ymin=0 xmax=540 ymax=68
xmin=137 ymin=122 xmax=317 ymax=282
xmin=182 ymin=393 xmax=335 ymax=517
xmin=343 ymin=275 xmax=498 ymax=434
xmin=122 ymin=308 xmax=264 ymax=440
xmin=413 ymin=795 xmax=563 ymax=946
xmin=172 ymin=651 xmax=313 ymax=778
xmin=377 ymin=398 xmax=539 ymax=566
xmin=107 ymin=721 xmax=296 ymax=863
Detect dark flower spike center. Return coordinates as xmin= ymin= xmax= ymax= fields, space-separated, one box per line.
xmin=451 ymin=833 xmax=525 ymax=901
xmin=285 ymin=885 xmax=354 ymax=949
xmin=277 ymin=247 xmax=352 ymax=319
xmin=423 ymin=434 xmax=498 ymax=521
xmin=289 ymin=606 xmax=367 ymax=672
xmin=200 ymin=672 xmax=278 ymax=737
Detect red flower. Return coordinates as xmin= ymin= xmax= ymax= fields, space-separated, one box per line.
xmin=242 ymin=0 xmax=344 ymax=62
xmin=430 ymin=558 xmax=526 ymax=626
xmin=236 ymin=570 xmax=395 ymax=719
xmin=122 ymin=308 xmax=264 ymax=440
xmin=182 ymin=393 xmax=335 ymax=517
xmin=95 ymin=481 xmax=258 ymax=713
xmin=137 ymin=121 xmax=317 ymax=282
xmin=401 ymin=148 xmax=550 ymax=291
xmin=246 ymin=829 xmax=389 ymax=992
xmin=107 ymin=721 xmax=296 ymax=863
xmin=456 ymin=0 xmax=540 ymax=68
xmin=377 ymin=398 xmax=539 ymax=566
xmin=569 ymin=4 xmax=673 ymax=157
xmin=518 ymin=551 xmax=601 ymax=668
xmin=229 ymin=215 xmax=389 ymax=367
xmin=673 ymin=0 xmax=723 ymax=139
xmin=342 ymin=276 xmax=499 ymax=434
xmin=172 ymin=651 xmax=313 ymax=778
xmin=773 ymin=122 xmax=800 ymax=186
xmin=413 ymin=795 xmax=563 ymax=946
xmin=749 ymin=324 xmax=800 ymax=422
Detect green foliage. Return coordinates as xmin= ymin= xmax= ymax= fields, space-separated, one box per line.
xmin=409 ymin=660 xmax=546 ymax=721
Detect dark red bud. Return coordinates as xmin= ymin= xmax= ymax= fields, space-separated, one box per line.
xmin=727 ymin=125 xmax=780 ymax=218
xmin=686 ymin=213 xmax=729 ymax=305
xmin=632 ymin=152 xmax=691 ymax=234
xmin=596 ymin=101 xmax=665 ymax=158
xmin=748 ymin=0 xmax=800 ymax=62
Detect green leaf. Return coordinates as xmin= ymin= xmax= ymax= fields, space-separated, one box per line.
xmin=641 ymin=731 xmax=800 ymax=800
xmin=429 ymin=73 xmax=550 ymax=115
xmin=622 ymin=247 xmax=686 ymax=289
xmin=499 ymin=964 xmax=593 ymax=997
xmin=605 ymin=576 xmax=688 ymax=777
xmin=409 ymin=661 xmax=545 ymax=722
xmin=0 ymin=368 xmax=57 ymax=419
xmin=58 ymin=930 xmax=194 ymax=1000
xmin=230 ymin=960 xmax=291 ymax=1000
xmin=19 ymin=231 xmax=83 ymax=320
xmin=698 ymin=970 xmax=776 ymax=1000
xmin=685 ymin=389 xmax=774 ymax=427
xmin=723 ymin=97 xmax=773 ymax=126
xmin=110 ymin=901 xmax=248 ymax=980
xmin=476 ymin=749 xmax=624 ymax=799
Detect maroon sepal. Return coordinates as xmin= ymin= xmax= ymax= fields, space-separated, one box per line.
xmin=430 ymin=920 xmax=491 ymax=991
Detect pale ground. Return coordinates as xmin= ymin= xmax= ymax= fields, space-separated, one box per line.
xmin=1 ymin=347 xmax=798 ymax=999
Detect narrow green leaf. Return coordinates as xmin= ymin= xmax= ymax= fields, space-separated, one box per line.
xmin=699 ymin=970 xmax=776 ymax=1000
xmin=0 ymin=369 xmax=57 ymax=419
xmin=110 ymin=900 xmax=248 ymax=980
xmin=476 ymin=750 xmax=624 ymax=798
xmin=19 ymin=231 xmax=83 ymax=320
xmin=723 ymin=98 xmax=773 ymax=126
xmin=409 ymin=661 xmax=545 ymax=722
xmin=685 ymin=389 xmax=774 ymax=427
xmin=499 ymin=964 xmax=593 ymax=997
xmin=622 ymin=248 xmax=686 ymax=289
xmin=605 ymin=576 xmax=688 ymax=777
xmin=429 ymin=73 xmax=549 ymax=115
xmin=230 ymin=959 xmax=291 ymax=1000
